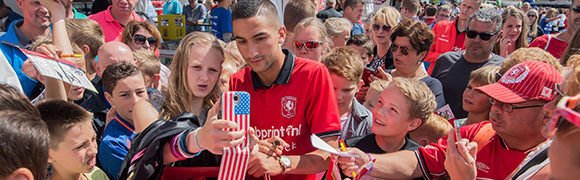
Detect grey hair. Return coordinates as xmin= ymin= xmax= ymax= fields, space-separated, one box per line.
xmin=437 ymin=4 xmax=452 ymax=14
xmin=467 ymin=8 xmax=503 ymax=32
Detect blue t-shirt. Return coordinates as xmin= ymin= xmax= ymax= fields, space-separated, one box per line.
xmin=210 ymin=7 xmax=233 ymax=41
xmin=351 ymin=22 xmax=364 ymax=36
xmin=163 ymin=0 xmax=183 ymax=15
xmin=540 ymin=17 xmax=552 ymax=34
xmin=98 ymin=114 xmax=135 ymax=180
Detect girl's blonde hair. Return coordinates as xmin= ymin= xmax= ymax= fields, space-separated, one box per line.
xmin=162 ymin=32 xmax=224 ymax=119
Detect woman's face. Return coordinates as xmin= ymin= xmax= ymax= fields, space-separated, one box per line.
xmin=462 ymin=80 xmax=491 ymax=114
xmin=293 ymin=26 xmax=326 ymax=62
xmin=502 ymin=16 xmax=523 ymax=42
xmin=187 ymin=45 xmax=222 ymax=99
xmin=371 ymin=21 xmax=392 ymax=45
xmin=527 ymin=13 xmax=537 ymax=25
xmin=371 ymin=84 xmax=416 ymax=137
xmin=129 ymin=27 xmax=157 ymax=52
xmin=392 ymin=36 xmax=424 ymax=71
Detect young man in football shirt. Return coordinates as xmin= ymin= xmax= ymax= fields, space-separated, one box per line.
xmin=228 ymin=0 xmax=342 ymax=179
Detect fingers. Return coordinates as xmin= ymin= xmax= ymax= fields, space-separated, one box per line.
xmin=36 ymin=44 xmax=62 ymax=59
xmin=337 ymin=157 xmax=358 ymax=178
xmin=257 ymin=137 xmax=288 ymax=157
xmin=207 ymin=96 xmax=222 ymax=122
xmin=446 ymin=129 xmax=457 ymax=153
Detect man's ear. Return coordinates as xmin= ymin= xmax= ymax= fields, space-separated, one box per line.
xmin=153 ymin=74 xmax=161 ymax=88
xmin=6 ymin=168 xmax=34 ymax=180
xmin=278 ymin=26 xmax=287 ymax=45
xmin=419 ymin=138 xmax=430 ymax=147
xmin=407 ymin=118 xmax=422 ymax=131
xmin=81 ymin=45 xmax=90 ymax=55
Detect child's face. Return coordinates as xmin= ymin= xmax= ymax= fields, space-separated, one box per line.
xmin=49 ymin=121 xmax=97 ymax=174
xmin=106 ymin=75 xmax=148 ymax=121
xmin=348 ymin=44 xmax=370 ymax=65
xmin=371 ymin=84 xmax=415 ymax=137
xmin=331 ymin=73 xmax=360 ymax=116
xmin=462 ymin=80 xmax=491 ymax=114
xmin=362 ymin=88 xmax=381 ymax=111
xmin=187 ymin=45 xmax=222 ymax=99
xmin=331 ymin=32 xmax=350 ymax=48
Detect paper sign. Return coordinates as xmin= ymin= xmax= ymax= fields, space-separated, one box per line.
xmin=21 ymin=48 xmax=97 ymax=93
xmin=435 ymin=104 xmax=456 ymax=121
xmin=311 ymin=134 xmax=360 ymax=158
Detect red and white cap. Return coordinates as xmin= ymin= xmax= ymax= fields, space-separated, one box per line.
xmin=475 ymin=61 xmax=563 ymax=104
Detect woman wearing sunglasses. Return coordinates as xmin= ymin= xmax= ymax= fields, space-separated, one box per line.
xmin=493 ymin=7 xmax=529 ymax=58
xmin=526 ymin=9 xmax=544 ymax=43
xmin=365 ymin=7 xmax=400 ymax=71
xmin=292 ymin=17 xmax=330 ymax=62
xmin=382 ymin=18 xmax=445 ymax=109
xmin=121 ymin=21 xmax=162 ymax=53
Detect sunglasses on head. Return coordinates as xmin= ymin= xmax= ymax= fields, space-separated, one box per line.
xmin=548 ymin=93 xmax=580 ymax=137
xmin=133 ymin=34 xmax=158 ymax=46
xmin=465 ymin=29 xmax=500 ymax=41
xmin=372 ymin=24 xmax=391 ymax=32
xmin=293 ymin=40 xmax=322 ymax=50
xmin=391 ymin=43 xmax=410 ymax=56
xmin=573 ymin=6 xmax=580 ymax=13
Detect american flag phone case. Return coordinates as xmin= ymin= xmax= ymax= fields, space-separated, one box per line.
xmin=218 ymin=91 xmax=251 ymax=180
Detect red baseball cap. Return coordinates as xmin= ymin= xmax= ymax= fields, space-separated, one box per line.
xmin=475 ymin=61 xmax=563 ymax=104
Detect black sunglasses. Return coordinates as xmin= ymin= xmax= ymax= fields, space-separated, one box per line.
xmin=391 ymin=43 xmax=410 ymax=56
xmin=465 ymin=29 xmax=500 ymax=41
xmin=372 ymin=24 xmax=391 ymax=32
xmin=573 ymin=6 xmax=580 ymax=13
xmin=527 ymin=14 xmax=536 ymax=17
xmin=133 ymin=34 xmax=158 ymax=46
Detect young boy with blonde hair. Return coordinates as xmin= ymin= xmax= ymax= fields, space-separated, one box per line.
xmin=362 ymin=79 xmax=390 ymax=111
xmin=133 ymin=49 xmax=161 ymax=89
xmin=36 ymin=100 xmax=108 ymax=180
xmin=323 ymin=46 xmax=373 ymax=140
xmin=409 ymin=114 xmax=453 ymax=146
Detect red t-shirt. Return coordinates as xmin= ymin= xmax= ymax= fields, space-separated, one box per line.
xmin=229 ymin=54 xmax=341 ymax=180
xmin=529 ymin=34 xmax=569 ymax=60
xmin=415 ymin=121 xmax=529 ymax=180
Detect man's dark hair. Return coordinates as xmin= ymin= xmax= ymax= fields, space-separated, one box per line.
xmin=343 ymin=0 xmax=364 ymax=9
xmin=37 ymin=100 xmax=93 ymax=150
xmin=426 ymin=5 xmax=437 ymax=16
xmin=0 ymin=110 xmax=49 ymax=180
xmin=284 ymin=0 xmax=317 ymax=32
xmin=346 ymin=33 xmax=373 ymax=56
xmin=102 ymin=62 xmax=143 ymax=95
xmin=232 ymin=0 xmax=280 ymax=25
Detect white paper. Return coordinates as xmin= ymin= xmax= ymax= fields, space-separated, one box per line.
xmin=22 ymin=49 xmax=97 ymax=93
xmin=310 ymin=134 xmax=360 ymax=158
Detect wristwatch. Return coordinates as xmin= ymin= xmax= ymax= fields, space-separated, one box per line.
xmin=278 ymin=155 xmax=292 ymax=174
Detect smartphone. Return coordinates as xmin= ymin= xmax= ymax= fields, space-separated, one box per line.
xmin=220 ymin=91 xmax=251 ymax=146
xmin=218 ymin=91 xmax=251 ymax=180
xmin=362 ymin=67 xmax=377 ymax=86
xmin=454 ymin=120 xmax=462 ymax=140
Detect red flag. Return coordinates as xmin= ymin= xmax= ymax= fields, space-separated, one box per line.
xmin=325 ymin=156 xmax=341 ymax=180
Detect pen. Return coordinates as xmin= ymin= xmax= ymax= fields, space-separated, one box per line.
xmin=60 ymin=54 xmax=83 ymax=57
xmin=339 ymin=140 xmax=356 ymax=178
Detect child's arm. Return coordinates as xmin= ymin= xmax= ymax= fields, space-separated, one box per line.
xmin=39 ymin=0 xmax=75 ymax=101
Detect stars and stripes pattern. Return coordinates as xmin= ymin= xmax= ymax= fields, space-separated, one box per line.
xmin=218 ymin=91 xmax=251 ymax=180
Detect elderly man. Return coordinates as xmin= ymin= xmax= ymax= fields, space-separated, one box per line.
xmin=0 ymin=0 xmax=51 ymax=98
xmin=81 ymin=41 xmax=134 ymax=144
xmin=337 ymin=60 xmax=562 ymax=179
xmin=88 ymin=0 xmax=144 ymax=42
xmin=430 ymin=8 xmax=506 ymax=119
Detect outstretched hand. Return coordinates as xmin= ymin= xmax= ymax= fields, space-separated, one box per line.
xmin=336 ymin=148 xmax=368 ymax=177
xmin=195 ymin=97 xmax=246 ymax=154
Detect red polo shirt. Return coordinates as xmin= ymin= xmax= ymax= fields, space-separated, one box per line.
xmin=88 ymin=6 xmax=144 ymax=42
xmin=229 ymin=50 xmax=341 ymax=180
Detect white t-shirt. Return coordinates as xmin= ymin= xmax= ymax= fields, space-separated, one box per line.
xmin=557 ymin=14 xmax=566 ymax=27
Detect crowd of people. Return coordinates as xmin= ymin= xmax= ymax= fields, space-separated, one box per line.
xmin=1 ymin=0 xmax=580 ymax=179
